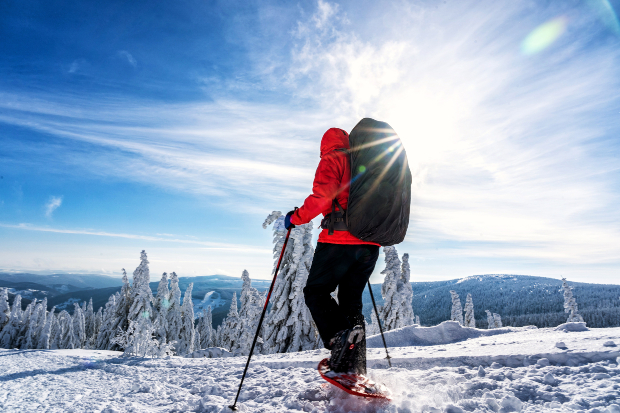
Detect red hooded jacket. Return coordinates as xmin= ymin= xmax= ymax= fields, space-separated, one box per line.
xmin=290 ymin=128 xmax=380 ymax=246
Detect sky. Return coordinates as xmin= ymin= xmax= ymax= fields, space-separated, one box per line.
xmin=1 ymin=0 xmax=619 ymax=284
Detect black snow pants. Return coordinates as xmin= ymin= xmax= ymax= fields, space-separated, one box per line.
xmin=304 ymin=242 xmax=380 ymax=349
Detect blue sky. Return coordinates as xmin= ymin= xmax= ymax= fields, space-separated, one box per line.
xmin=1 ymin=0 xmax=619 ymax=284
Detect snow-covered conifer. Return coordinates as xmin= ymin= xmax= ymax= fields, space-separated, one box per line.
xmin=59 ymin=310 xmax=75 ymax=349
xmin=16 ymin=299 xmax=35 ymax=349
xmin=380 ymin=248 xmax=415 ymax=330
xmin=217 ymin=292 xmax=239 ymax=351
xmin=464 ymin=293 xmax=475 ymax=328
xmin=485 ymin=310 xmax=495 ymax=329
xmin=493 ymin=313 xmax=502 ymax=328
xmin=154 ymin=272 xmax=170 ymax=341
xmin=73 ymin=302 xmax=86 ymax=348
xmin=366 ymin=306 xmax=381 ymax=336
xmin=166 ymin=271 xmax=183 ymax=345
xmin=38 ymin=306 xmax=55 ymax=350
xmin=49 ymin=311 xmax=62 ymax=349
xmin=96 ymin=293 xmax=117 ymax=350
xmin=415 ymin=315 xmax=420 ymax=325
xmin=127 ymin=250 xmax=154 ymax=325
xmin=561 ymin=278 xmax=584 ymax=323
xmin=112 ymin=319 xmax=174 ymax=358
xmin=24 ymin=299 xmax=46 ymax=349
xmin=102 ymin=269 xmax=132 ymax=350
xmin=84 ymin=299 xmax=95 ymax=347
xmin=177 ymin=283 xmax=195 ymax=355
xmin=0 ymin=288 xmax=9 ymax=332
xmin=0 ymin=294 xmax=22 ymax=348
xmin=93 ymin=307 xmax=103 ymax=340
xmin=450 ymin=291 xmax=464 ymax=326
xmin=262 ymin=212 xmax=318 ymax=353
xmin=197 ymin=306 xmax=214 ymax=349
xmin=232 ymin=270 xmax=265 ymax=355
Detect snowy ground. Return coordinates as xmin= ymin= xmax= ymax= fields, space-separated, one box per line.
xmin=1 ymin=324 xmax=619 ymax=413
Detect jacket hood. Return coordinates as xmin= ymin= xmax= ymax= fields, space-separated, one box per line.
xmin=320 ymin=128 xmax=350 ymax=158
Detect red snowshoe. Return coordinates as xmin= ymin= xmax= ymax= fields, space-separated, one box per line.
xmin=318 ymin=358 xmax=390 ymax=399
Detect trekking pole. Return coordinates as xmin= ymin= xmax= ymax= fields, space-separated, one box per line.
xmin=229 ymin=219 xmax=294 ymax=411
xmin=367 ymin=281 xmax=392 ymax=368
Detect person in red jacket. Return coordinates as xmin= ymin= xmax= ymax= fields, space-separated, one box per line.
xmin=284 ymin=127 xmax=380 ymax=374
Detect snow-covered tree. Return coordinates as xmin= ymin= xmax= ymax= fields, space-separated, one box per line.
xmin=0 ymin=288 xmax=9 ymax=332
xmin=0 ymin=294 xmax=22 ymax=348
xmin=49 ymin=311 xmax=62 ymax=349
xmin=261 ymin=212 xmax=319 ymax=353
xmin=450 ymin=291 xmax=464 ymax=325
xmin=232 ymin=270 xmax=265 ymax=355
xmin=166 ymin=272 xmax=183 ymax=345
xmin=464 ymin=293 xmax=475 ymax=328
xmin=112 ymin=319 xmax=174 ymax=358
xmin=127 ymin=250 xmax=154 ymax=325
xmin=38 ymin=306 xmax=55 ymax=350
xmin=561 ymin=277 xmax=584 ymax=323
xmin=93 ymin=307 xmax=103 ymax=341
xmin=485 ymin=310 xmax=495 ymax=329
xmin=366 ymin=307 xmax=381 ymax=336
xmin=96 ymin=293 xmax=118 ymax=349
xmin=24 ymin=299 xmax=47 ymax=349
xmin=154 ymin=272 xmax=170 ymax=341
xmin=196 ymin=306 xmax=214 ymax=349
xmin=177 ymin=283 xmax=195 ymax=355
xmin=59 ymin=310 xmax=75 ymax=349
xmin=98 ymin=269 xmax=132 ymax=350
xmin=16 ymin=299 xmax=35 ymax=349
xmin=73 ymin=302 xmax=86 ymax=348
xmin=380 ymin=247 xmax=415 ymax=330
xmin=217 ymin=292 xmax=240 ymax=351
xmin=493 ymin=313 xmax=502 ymax=328
xmin=415 ymin=315 xmax=420 ymax=325
xmin=84 ymin=299 xmax=95 ymax=347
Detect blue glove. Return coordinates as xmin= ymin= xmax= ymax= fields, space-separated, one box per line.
xmin=284 ymin=210 xmax=296 ymax=230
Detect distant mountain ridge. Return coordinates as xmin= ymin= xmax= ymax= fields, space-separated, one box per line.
xmin=2 ymin=273 xmax=619 ymax=329
xmin=362 ymin=274 xmax=620 ymax=328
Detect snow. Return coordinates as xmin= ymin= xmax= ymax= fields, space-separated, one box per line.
xmin=555 ymin=322 xmax=590 ymax=332
xmin=1 ymin=325 xmax=618 ymax=412
xmin=193 ymin=291 xmax=227 ymax=317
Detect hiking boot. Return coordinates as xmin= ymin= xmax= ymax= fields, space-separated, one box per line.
xmin=328 ymin=325 xmax=365 ymax=373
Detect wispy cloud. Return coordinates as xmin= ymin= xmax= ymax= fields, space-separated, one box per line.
xmin=117 ymin=50 xmax=137 ymax=68
xmin=0 ymin=223 xmax=270 ymax=253
xmin=45 ymin=196 xmax=62 ymax=218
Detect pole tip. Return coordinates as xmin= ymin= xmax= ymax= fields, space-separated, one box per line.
xmin=228 ymin=405 xmax=238 ymax=411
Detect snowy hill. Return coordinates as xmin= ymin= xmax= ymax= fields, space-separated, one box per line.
xmin=363 ymin=274 xmax=620 ymax=329
xmin=1 ymin=323 xmax=618 ymax=412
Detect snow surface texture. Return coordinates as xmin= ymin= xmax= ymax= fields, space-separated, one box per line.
xmin=1 ymin=324 xmax=618 ymax=412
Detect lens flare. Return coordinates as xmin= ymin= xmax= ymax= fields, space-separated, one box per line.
xmin=521 ymin=16 xmax=568 ymax=55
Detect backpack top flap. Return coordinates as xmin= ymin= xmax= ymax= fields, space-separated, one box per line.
xmin=346 ymin=118 xmax=412 ymax=246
